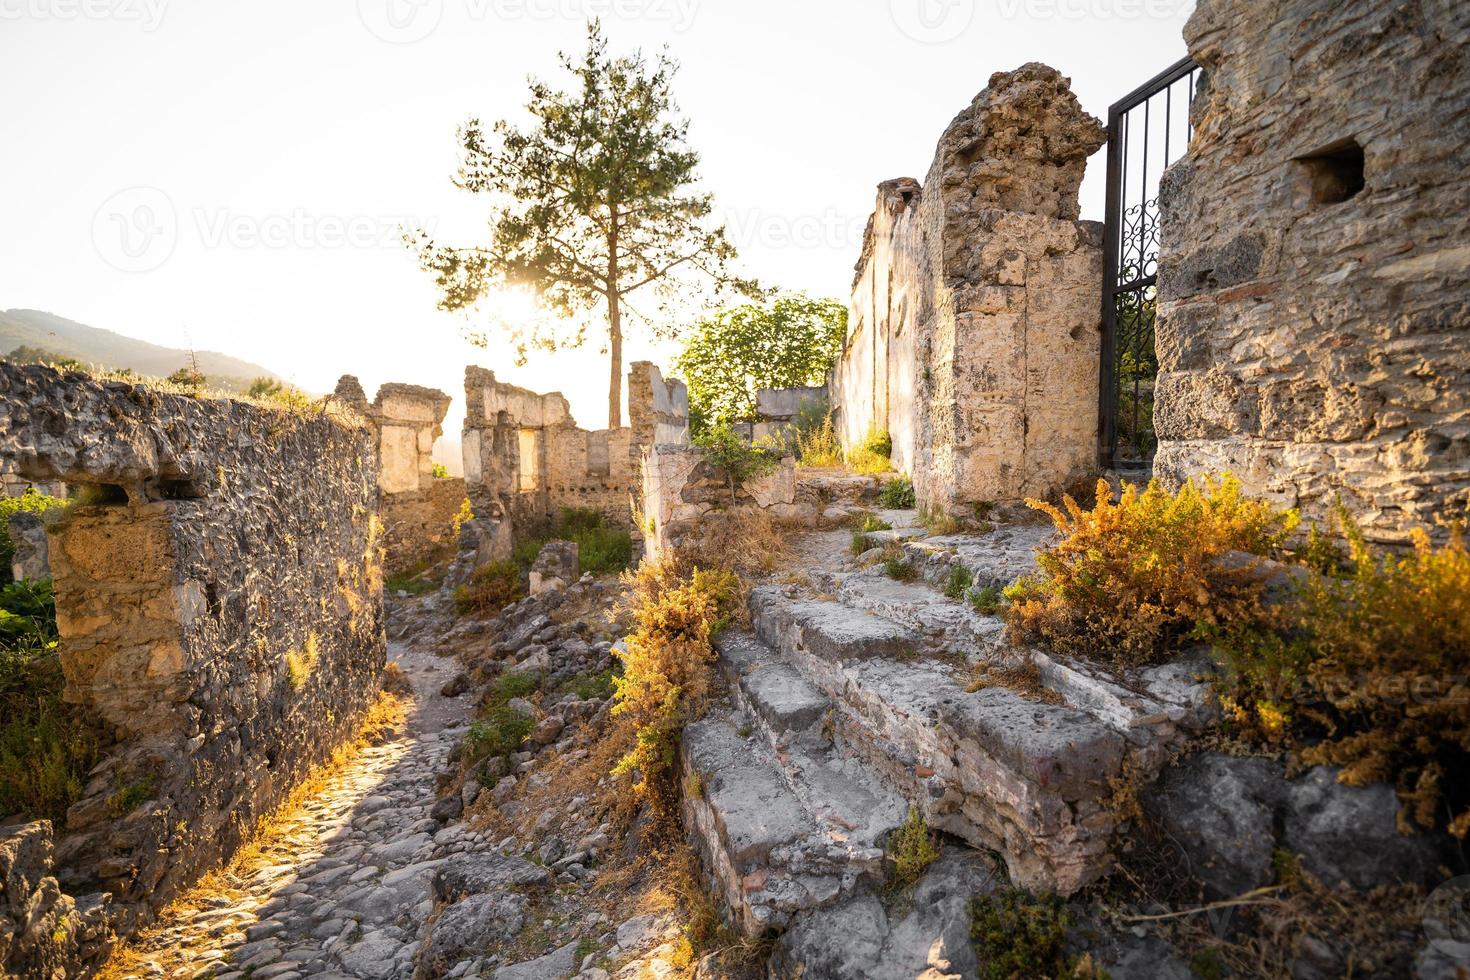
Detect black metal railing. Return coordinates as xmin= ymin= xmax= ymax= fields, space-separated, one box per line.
xmin=1099 ymin=55 xmax=1200 ymax=471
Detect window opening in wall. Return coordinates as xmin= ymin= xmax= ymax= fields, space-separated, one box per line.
xmin=517 ymin=428 xmax=541 ymax=492
xmin=1296 ymin=139 xmax=1365 ymax=206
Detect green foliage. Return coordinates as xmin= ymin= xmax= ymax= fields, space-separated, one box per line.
xmin=454 ymin=560 xmax=525 ymax=614
xmin=969 ymin=888 xmax=1078 ymax=980
xmin=561 ymin=668 xmax=619 ymax=701
xmin=1210 ymin=508 xmax=1470 ymax=836
xmin=877 ymin=474 xmax=916 ymax=509
xmin=385 ymin=570 xmax=438 ymax=596
xmin=968 ymin=584 xmax=1003 ymax=615
xmin=675 ymin=294 xmax=847 ymax=425
xmin=512 ymin=508 xmax=633 ymax=578
xmin=847 ymin=428 xmax=893 ymax=475
xmin=106 ymin=777 xmax=155 ymax=818
xmin=857 ymin=514 xmax=892 ymax=533
xmin=851 ymin=529 xmax=871 ymax=557
xmin=245 ymin=376 xmax=313 ymax=410
xmin=465 ymin=671 xmax=541 ymax=769
xmin=166 ymin=366 xmax=206 ymax=394
xmin=882 ymin=548 xmax=917 ymax=583
xmin=692 ymin=424 xmax=779 ymax=505
xmin=944 ymin=565 xmax=974 ymax=600
xmin=0 ymin=578 xmax=105 ymax=822
xmin=887 ymin=806 xmax=940 ymax=890
xmin=411 ymin=20 xmax=752 ymax=428
xmin=1006 ymin=476 xmax=1299 ymax=668
xmin=5 ymin=345 xmax=82 ymax=370
xmin=1 ymin=489 xmax=68 ymax=584
xmin=431 ymin=462 xmax=451 ymax=480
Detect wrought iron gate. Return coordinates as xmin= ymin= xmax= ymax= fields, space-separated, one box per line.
xmin=1098 ymin=56 xmax=1201 ymax=471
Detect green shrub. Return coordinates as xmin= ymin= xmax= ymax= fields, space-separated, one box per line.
xmin=454 ymin=560 xmax=524 ymax=614
xmin=0 ymin=490 xmax=67 ymax=584
xmin=851 ymin=529 xmax=871 ymax=557
xmin=464 ymin=670 xmax=542 ymax=769
xmin=877 ymin=475 xmax=916 ymax=509
xmin=512 ymin=510 xmax=633 ymax=578
xmin=0 ymin=579 xmax=105 ymax=822
xmin=883 ymin=549 xmax=917 ymax=583
xmin=968 ymin=584 xmax=1003 ymax=615
xmin=888 ymin=806 xmax=939 ymax=889
xmin=796 ymin=412 xmax=843 ymax=468
xmin=970 ymin=888 xmax=1082 ymax=980
xmin=561 ymin=668 xmax=619 ymax=700
xmin=944 ymin=565 xmax=974 ymax=600
xmin=857 ymin=513 xmax=893 ymax=533
xmin=693 ymin=424 xmax=780 ymax=505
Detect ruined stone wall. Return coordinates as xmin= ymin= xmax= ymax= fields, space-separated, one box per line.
xmin=334 ymin=377 xmax=461 ymax=572
xmin=1153 ymin=0 xmax=1470 ymax=543
xmin=640 ymin=444 xmax=799 ymax=560
xmin=832 ymin=64 xmax=1106 ymax=512
xmin=462 ymin=362 xmax=688 ymax=556
xmin=0 ymin=362 xmax=385 ymax=944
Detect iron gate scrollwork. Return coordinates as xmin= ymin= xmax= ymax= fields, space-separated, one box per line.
xmin=1099 ymin=55 xmax=1200 ymax=471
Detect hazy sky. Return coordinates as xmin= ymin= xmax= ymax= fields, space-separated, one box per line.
xmin=0 ymin=0 xmax=1191 ymax=451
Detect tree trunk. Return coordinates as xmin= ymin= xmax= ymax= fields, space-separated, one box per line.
xmin=606 ymin=212 xmax=622 ymax=429
xmin=608 ymin=289 xmax=623 ymax=429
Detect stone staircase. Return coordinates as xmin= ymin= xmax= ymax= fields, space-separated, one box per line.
xmin=681 ymin=511 xmax=1217 ymax=956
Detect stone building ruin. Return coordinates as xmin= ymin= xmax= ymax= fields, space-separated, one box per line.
xmin=0 ymin=362 xmax=386 ymax=955
xmin=335 ymin=376 xmax=467 ymax=572
xmin=1152 ymin=0 xmax=1470 ymax=543
xmin=460 ymin=360 xmax=688 ymax=562
xmin=831 ymin=64 xmax=1108 ymax=514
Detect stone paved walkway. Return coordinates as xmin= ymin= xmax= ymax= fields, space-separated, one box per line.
xmin=111 ymin=640 xmax=479 ymax=980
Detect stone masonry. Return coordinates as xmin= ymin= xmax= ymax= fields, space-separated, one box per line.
xmin=1153 ymin=0 xmax=1470 ymax=544
xmin=0 ymin=362 xmax=386 ymax=952
xmin=832 ymin=64 xmax=1107 ymax=514
xmin=336 ymin=377 xmax=467 ymax=573
xmin=461 ymin=361 xmax=688 ymax=563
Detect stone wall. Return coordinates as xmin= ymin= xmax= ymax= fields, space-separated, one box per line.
xmin=461 ymin=361 xmax=688 ymax=561
xmin=0 ymin=362 xmax=385 ymax=953
xmin=334 ymin=377 xmax=463 ymax=573
xmin=832 ymin=64 xmax=1106 ymax=513
xmin=1153 ymin=0 xmax=1470 ymax=543
xmin=0 ymin=821 xmax=114 ymax=978
xmin=640 ymin=445 xmax=800 ymax=559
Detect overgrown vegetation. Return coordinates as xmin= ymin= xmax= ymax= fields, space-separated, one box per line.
xmin=1210 ymin=508 xmax=1470 ymax=835
xmin=610 ymin=558 xmax=740 ymax=801
xmin=970 ymin=888 xmax=1095 ymax=980
xmin=795 ymin=411 xmax=843 ymax=468
xmin=0 ymin=489 xmax=68 ymax=584
xmin=944 ymin=565 xmax=974 ymax=600
xmin=246 ymin=376 xmax=314 ymax=410
xmin=692 ymin=424 xmax=780 ymax=506
xmin=968 ymin=584 xmax=1003 ymax=615
xmin=1005 ymin=476 xmax=1298 ymax=669
xmin=847 ymin=428 xmax=893 ymax=475
xmin=850 ymin=513 xmax=893 ymax=557
xmin=967 ymin=656 xmax=1063 ymax=706
xmin=887 ymin=806 xmax=940 ymax=890
xmin=511 ymin=507 xmax=634 ymax=579
xmin=877 ymin=474 xmax=916 ymax=509
xmin=454 ymin=560 xmax=525 ymax=614
xmin=0 ymin=578 xmax=106 ymax=822
xmin=464 ymin=670 xmax=541 ymax=776
xmin=881 ymin=546 xmax=918 ymax=583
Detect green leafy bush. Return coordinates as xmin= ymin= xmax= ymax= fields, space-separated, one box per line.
xmin=512 ymin=508 xmax=633 ymax=578
xmin=970 ymin=888 xmax=1086 ymax=980
xmin=887 ymin=806 xmax=939 ymax=889
xmin=877 ymin=475 xmax=916 ymax=509
xmin=882 ymin=548 xmax=917 ymax=583
xmin=693 ymin=424 xmax=779 ymax=505
xmin=464 ymin=670 xmax=541 ymax=771
xmin=0 ymin=490 xmax=67 ymax=584
xmin=968 ymin=584 xmax=1003 ymax=615
xmin=944 ymin=566 xmax=974 ymax=600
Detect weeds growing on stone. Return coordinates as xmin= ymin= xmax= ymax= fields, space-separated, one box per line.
xmin=106 ymin=777 xmax=156 ymax=818
xmin=0 ymin=489 xmax=68 ymax=584
xmin=877 ymin=474 xmax=916 ymax=509
xmin=967 ymin=656 xmax=1063 ymax=706
xmin=512 ymin=507 xmax=634 ymax=577
xmin=1005 ymin=475 xmax=1298 ymax=668
xmin=796 ymin=413 xmax=843 ymax=468
xmin=882 ymin=547 xmax=917 ymax=582
xmin=846 ymin=428 xmax=893 ymax=475
xmin=887 ymin=806 xmax=940 ymax=890
xmin=969 ymin=888 xmax=1086 ymax=980
xmin=968 ymin=584 xmax=1003 ymax=614
xmin=944 ymin=565 xmax=974 ymax=599
xmin=464 ymin=670 xmax=541 ymax=771
xmin=560 ymin=668 xmax=618 ymax=701
xmin=454 ymin=560 xmax=524 ymax=615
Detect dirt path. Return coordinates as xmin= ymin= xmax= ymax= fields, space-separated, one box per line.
xmin=107 ymin=639 xmax=476 ymax=980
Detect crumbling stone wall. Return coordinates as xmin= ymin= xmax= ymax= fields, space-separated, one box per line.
xmin=461 ymin=361 xmax=688 ymax=560
xmin=335 ymin=377 xmax=465 ymax=573
xmin=0 ymin=821 xmax=114 ymax=978
xmin=0 ymin=362 xmax=385 ymax=950
xmin=640 ymin=445 xmax=799 ymax=559
xmin=1153 ymin=0 xmax=1470 ymax=544
xmin=832 ymin=64 xmax=1106 ymax=513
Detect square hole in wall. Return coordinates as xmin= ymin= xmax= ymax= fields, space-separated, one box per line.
xmin=1296 ymin=138 xmax=1366 ymax=206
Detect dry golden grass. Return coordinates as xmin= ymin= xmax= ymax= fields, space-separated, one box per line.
xmin=96 ymin=689 xmax=410 ymax=980
xmin=966 ymin=656 xmax=1065 ymax=706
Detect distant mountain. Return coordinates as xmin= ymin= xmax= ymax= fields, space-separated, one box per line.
xmin=0 ymin=309 xmax=280 ymax=392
